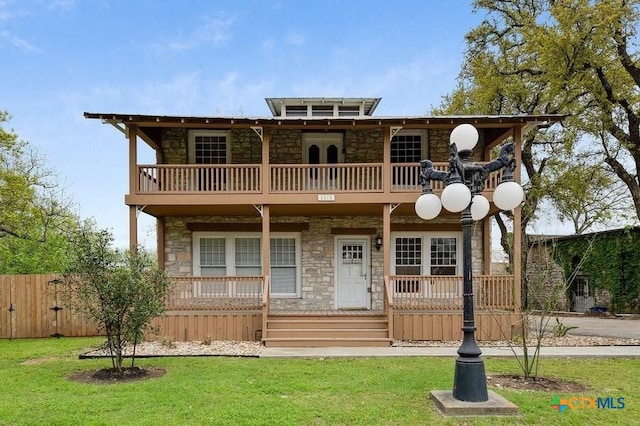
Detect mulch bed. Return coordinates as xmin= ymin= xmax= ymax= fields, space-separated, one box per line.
xmin=487 ymin=374 xmax=589 ymax=392
xmin=69 ymin=367 xmax=165 ymax=384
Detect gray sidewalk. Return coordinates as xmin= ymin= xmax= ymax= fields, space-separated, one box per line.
xmin=261 ymin=345 xmax=640 ymax=358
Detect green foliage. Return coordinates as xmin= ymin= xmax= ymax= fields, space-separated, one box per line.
xmin=61 ymin=224 xmax=172 ymax=373
xmin=552 ymin=229 xmax=640 ymax=313
xmin=551 ymin=317 xmax=579 ymax=337
xmin=0 ymin=110 xmax=78 ymax=273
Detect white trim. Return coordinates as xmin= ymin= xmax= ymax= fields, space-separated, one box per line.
xmin=334 ymin=236 xmax=371 ymax=309
xmin=302 ymin=132 xmax=344 ymax=164
xmin=188 ymin=130 xmax=231 ymax=164
xmin=390 ymin=231 xmax=463 ymax=276
xmin=192 ymin=231 xmax=301 ymax=298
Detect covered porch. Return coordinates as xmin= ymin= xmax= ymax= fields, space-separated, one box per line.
xmin=152 ymin=274 xmax=518 ymax=346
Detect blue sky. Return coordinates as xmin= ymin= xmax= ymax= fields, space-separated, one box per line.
xmin=2 ymin=0 xmax=515 ymax=248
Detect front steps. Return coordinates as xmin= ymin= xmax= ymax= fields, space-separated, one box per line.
xmin=262 ymin=313 xmax=392 ymax=347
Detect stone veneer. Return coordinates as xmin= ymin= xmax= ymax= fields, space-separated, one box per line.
xmin=164 ymin=215 xmax=484 ymax=311
xmin=159 ymin=125 xmax=488 ymax=311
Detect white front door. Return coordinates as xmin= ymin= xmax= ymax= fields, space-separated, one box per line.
xmin=336 ymin=238 xmax=369 ymax=309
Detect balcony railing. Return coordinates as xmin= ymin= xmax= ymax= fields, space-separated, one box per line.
xmin=391 ymin=275 xmax=515 ymax=310
xmin=138 ymin=165 xmax=261 ymax=193
xmin=136 ymin=163 xmax=503 ymax=194
xmin=166 ymin=276 xmax=263 ymax=311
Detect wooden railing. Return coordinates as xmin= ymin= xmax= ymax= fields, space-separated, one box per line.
xmin=391 ymin=275 xmax=515 ymax=310
xmin=166 ymin=276 xmax=263 ymax=311
xmin=383 ymin=275 xmax=394 ymax=340
xmin=270 ymin=163 xmax=383 ymax=192
xmin=138 ymin=164 xmax=261 ymax=193
xmin=135 ymin=162 xmax=504 ymax=195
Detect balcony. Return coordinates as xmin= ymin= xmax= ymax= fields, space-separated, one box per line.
xmin=136 ymin=163 xmax=504 ymax=195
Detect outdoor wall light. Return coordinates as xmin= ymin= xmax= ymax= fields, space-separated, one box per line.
xmin=375 ymin=234 xmax=382 ymax=251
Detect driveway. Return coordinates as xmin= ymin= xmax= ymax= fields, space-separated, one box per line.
xmin=533 ymin=315 xmax=640 ymax=340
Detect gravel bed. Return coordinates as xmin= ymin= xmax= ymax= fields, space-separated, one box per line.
xmin=81 ymin=334 xmax=639 ymax=358
xmin=394 ymin=335 xmax=640 ymax=348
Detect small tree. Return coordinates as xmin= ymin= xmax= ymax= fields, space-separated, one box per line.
xmin=61 ymin=224 xmax=171 ymax=374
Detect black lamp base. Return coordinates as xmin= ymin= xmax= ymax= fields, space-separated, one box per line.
xmin=452 ymin=356 xmax=489 ymax=402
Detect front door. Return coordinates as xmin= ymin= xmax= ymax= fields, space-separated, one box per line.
xmin=336 ymin=238 xmax=369 ymax=309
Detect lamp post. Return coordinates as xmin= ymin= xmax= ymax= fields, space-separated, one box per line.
xmin=415 ymin=124 xmax=524 ymax=402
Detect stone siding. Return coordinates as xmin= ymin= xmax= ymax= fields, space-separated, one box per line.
xmin=164 ymin=215 xmax=484 ymax=311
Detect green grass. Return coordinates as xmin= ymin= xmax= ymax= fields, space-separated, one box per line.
xmin=0 ymin=338 xmax=638 ymax=425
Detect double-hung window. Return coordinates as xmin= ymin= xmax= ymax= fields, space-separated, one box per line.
xmin=392 ymin=233 xmax=461 ymax=293
xmin=193 ymin=233 xmax=301 ymax=298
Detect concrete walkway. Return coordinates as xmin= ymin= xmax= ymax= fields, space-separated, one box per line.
xmin=261 ymin=345 xmax=640 ymax=358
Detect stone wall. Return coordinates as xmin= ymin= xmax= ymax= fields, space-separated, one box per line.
xmin=163 ymin=214 xmax=484 ymax=311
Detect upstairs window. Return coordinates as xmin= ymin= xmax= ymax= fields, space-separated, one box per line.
xmin=189 ymin=130 xmax=229 ymax=164
xmin=391 ymin=133 xmax=423 ymax=163
xmin=312 ymin=105 xmax=334 ymax=117
xmin=338 ymin=105 xmax=361 ymax=116
xmin=284 ymin=105 xmax=308 ymax=117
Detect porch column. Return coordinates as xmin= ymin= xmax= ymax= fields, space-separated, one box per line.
xmin=513 ymin=126 xmax=523 ymax=312
xmin=261 ymin=205 xmax=270 ymax=340
xmin=262 ymin=128 xmax=270 ymax=195
xmin=383 ymin=204 xmax=391 ymax=277
xmin=383 ymin=127 xmax=391 ymax=194
xmin=128 ymin=125 xmax=138 ymax=250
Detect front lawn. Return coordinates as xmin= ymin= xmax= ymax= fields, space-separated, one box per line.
xmin=0 ymin=338 xmax=637 ymax=425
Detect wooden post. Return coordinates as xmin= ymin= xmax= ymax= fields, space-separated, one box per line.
xmin=261 ymin=204 xmax=270 ymax=342
xmin=383 ymin=127 xmax=391 ymax=194
xmin=383 ymin=203 xmax=393 ymax=340
xmin=128 ymin=125 xmax=138 ymax=250
xmin=513 ymin=126 xmax=523 ymax=312
xmin=262 ymin=128 xmax=270 ymax=195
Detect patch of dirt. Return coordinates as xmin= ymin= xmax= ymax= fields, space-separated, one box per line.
xmin=69 ymin=366 xmax=165 ymax=385
xmin=487 ymin=374 xmax=589 ymax=392
xmin=21 ymin=356 xmax=57 ymax=366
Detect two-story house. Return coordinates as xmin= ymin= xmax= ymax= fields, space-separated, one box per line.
xmin=85 ymin=97 xmax=563 ymax=347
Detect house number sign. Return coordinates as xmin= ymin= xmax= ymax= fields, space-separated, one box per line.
xmin=317 ymin=194 xmax=335 ymax=202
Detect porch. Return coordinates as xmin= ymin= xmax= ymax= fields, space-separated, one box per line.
xmin=155 ymin=275 xmax=518 ymax=346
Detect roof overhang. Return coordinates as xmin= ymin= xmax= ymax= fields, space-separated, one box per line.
xmin=84 ymin=112 xmax=567 ymax=151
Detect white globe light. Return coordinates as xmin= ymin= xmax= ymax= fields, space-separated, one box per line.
xmin=494 ymin=181 xmax=525 ymax=210
xmin=471 ymin=195 xmax=491 ymax=220
xmin=450 ymin=124 xmax=479 ymax=151
xmin=415 ymin=193 xmax=442 ymax=220
xmin=441 ymin=183 xmax=472 ymax=213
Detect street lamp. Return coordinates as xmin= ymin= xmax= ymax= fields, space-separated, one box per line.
xmin=415 ymin=123 xmax=523 ymax=402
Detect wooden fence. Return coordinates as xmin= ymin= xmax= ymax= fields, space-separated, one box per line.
xmin=0 ymin=274 xmax=101 ymax=339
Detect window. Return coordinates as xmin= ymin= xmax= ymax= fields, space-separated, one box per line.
xmin=430 ymin=237 xmax=457 ymax=275
xmin=338 ymin=105 xmax=361 ymax=116
xmin=392 ymin=233 xmax=461 ymax=292
xmin=188 ymin=130 xmax=229 ymax=164
xmin=235 ymin=237 xmax=261 ymax=276
xmin=271 ymin=238 xmax=298 ymax=295
xmin=285 ymin=105 xmax=308 ymax=117
xmin=311 ymin=105 xmax=334 ymax=117
xmin=193 ymin=233 xmax=301 ymax=297
xmin=391 ymin=133 xmax=423 ymax=164
xmin=199 ymin=237 xmax=226 ymax=276
xmin=394 ymin=237 xmax=422 ymax=292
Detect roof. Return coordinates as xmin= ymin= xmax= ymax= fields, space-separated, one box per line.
xmin=83 ymin=112 xmax=566 ymax=128
xmin=530 ymin=226 xmax=640 ymax=246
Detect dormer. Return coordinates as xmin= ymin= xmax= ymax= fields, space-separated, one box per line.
xmin=265 ymin=97 xmax=382 ymax=118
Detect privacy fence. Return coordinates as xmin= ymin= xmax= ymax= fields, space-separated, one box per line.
xmin=0 ymin=274 xmax=101 ymax=339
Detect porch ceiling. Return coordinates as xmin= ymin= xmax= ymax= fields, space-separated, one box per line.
xmin=135 ymin=202 xmax=493 ymax=219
